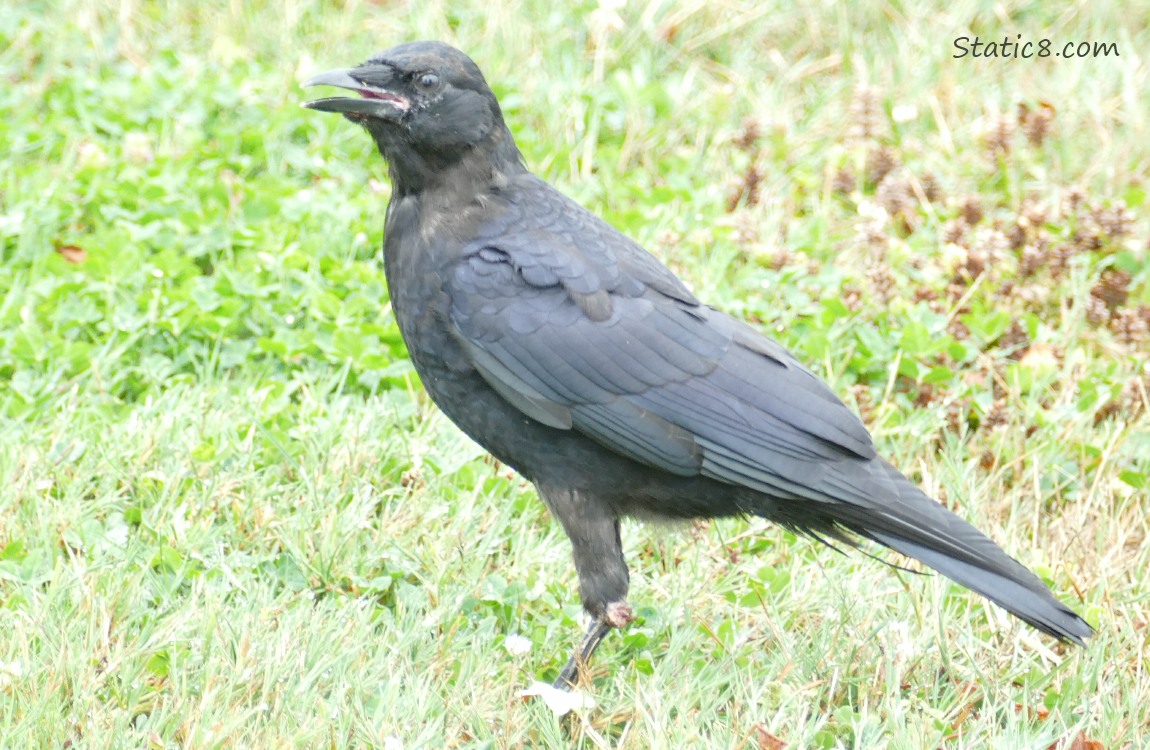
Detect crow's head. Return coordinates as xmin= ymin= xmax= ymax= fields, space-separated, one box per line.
xmin=304 ymin=41 xmax=522 ymax=192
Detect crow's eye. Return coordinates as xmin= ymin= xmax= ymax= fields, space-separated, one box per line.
xmin=417 ymin=72 xmax=440 ymax=91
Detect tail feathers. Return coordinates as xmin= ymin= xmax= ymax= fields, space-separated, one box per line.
xmin=867 ymin=531 xmax=1093 ymax=644
xmin=814 ymin=460 xmax=1094 ymax=644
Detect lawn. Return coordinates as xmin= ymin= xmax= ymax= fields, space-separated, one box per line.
xmin=1 ymin=0 xmax=1147 ymax=747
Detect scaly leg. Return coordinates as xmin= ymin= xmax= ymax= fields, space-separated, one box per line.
xmin=552 ymin=602 xmax=634 ymax=689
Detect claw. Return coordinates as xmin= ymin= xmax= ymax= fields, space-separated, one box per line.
xmin=552 ymin=601 xmax=633 ymax=690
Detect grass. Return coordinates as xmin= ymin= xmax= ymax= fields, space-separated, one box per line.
xmin=1 ymin=0 xmax=1148 ymax=747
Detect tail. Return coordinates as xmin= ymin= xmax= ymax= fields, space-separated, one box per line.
xmin=818 ymin=460 xmax=1093 ymax=644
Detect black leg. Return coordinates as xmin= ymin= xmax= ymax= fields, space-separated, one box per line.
xmin=536 ymin=484 xmax=633 ymax=689
xmin=551 ymin=601 xmax=635 ymax=689
xmin=552 ymin=616 xmax=614 ymax=689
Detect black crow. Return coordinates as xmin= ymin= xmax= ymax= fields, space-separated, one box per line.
xmin=302 ymin=41 xmax=1092 ymax=688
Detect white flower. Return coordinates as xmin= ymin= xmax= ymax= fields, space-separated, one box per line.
xmin=503 ymin=633 xmax=532 ymax=655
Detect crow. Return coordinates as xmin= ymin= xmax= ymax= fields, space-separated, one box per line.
xmin=303 ymin=41 xmax=1092 ymax=688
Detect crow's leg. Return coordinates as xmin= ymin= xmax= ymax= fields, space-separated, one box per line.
xmin=536 ymin=484 xmax=632 ymax=690
xmin=552 ymin=601 xmax=634 ymax=689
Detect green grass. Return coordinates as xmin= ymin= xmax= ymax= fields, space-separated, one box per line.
xmin=2 ymin=0 xmax=1148 ymax=747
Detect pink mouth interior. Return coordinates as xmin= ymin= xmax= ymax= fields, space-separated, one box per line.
xmin=360 ymin=89 xmax=409 ymax=110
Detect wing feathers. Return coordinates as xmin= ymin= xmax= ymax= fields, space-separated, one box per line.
xmin=450 ymin=242 xmax=877 ymax=500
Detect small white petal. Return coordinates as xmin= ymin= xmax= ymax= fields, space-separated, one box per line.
xmin=891 ymin=104 xmax=918 ymax=123
xmin=519 ymin=681 xmax=596 ymax=716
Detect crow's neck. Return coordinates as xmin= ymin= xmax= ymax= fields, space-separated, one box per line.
xmin=380 ymin=123 xmax=526 ymax=199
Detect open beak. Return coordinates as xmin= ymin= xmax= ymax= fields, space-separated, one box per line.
xmin=302 ymin=67 xmax=409 ymax=121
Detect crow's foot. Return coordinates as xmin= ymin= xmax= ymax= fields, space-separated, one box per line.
xmin=552 ymin=601 xmax=633 ymax=690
